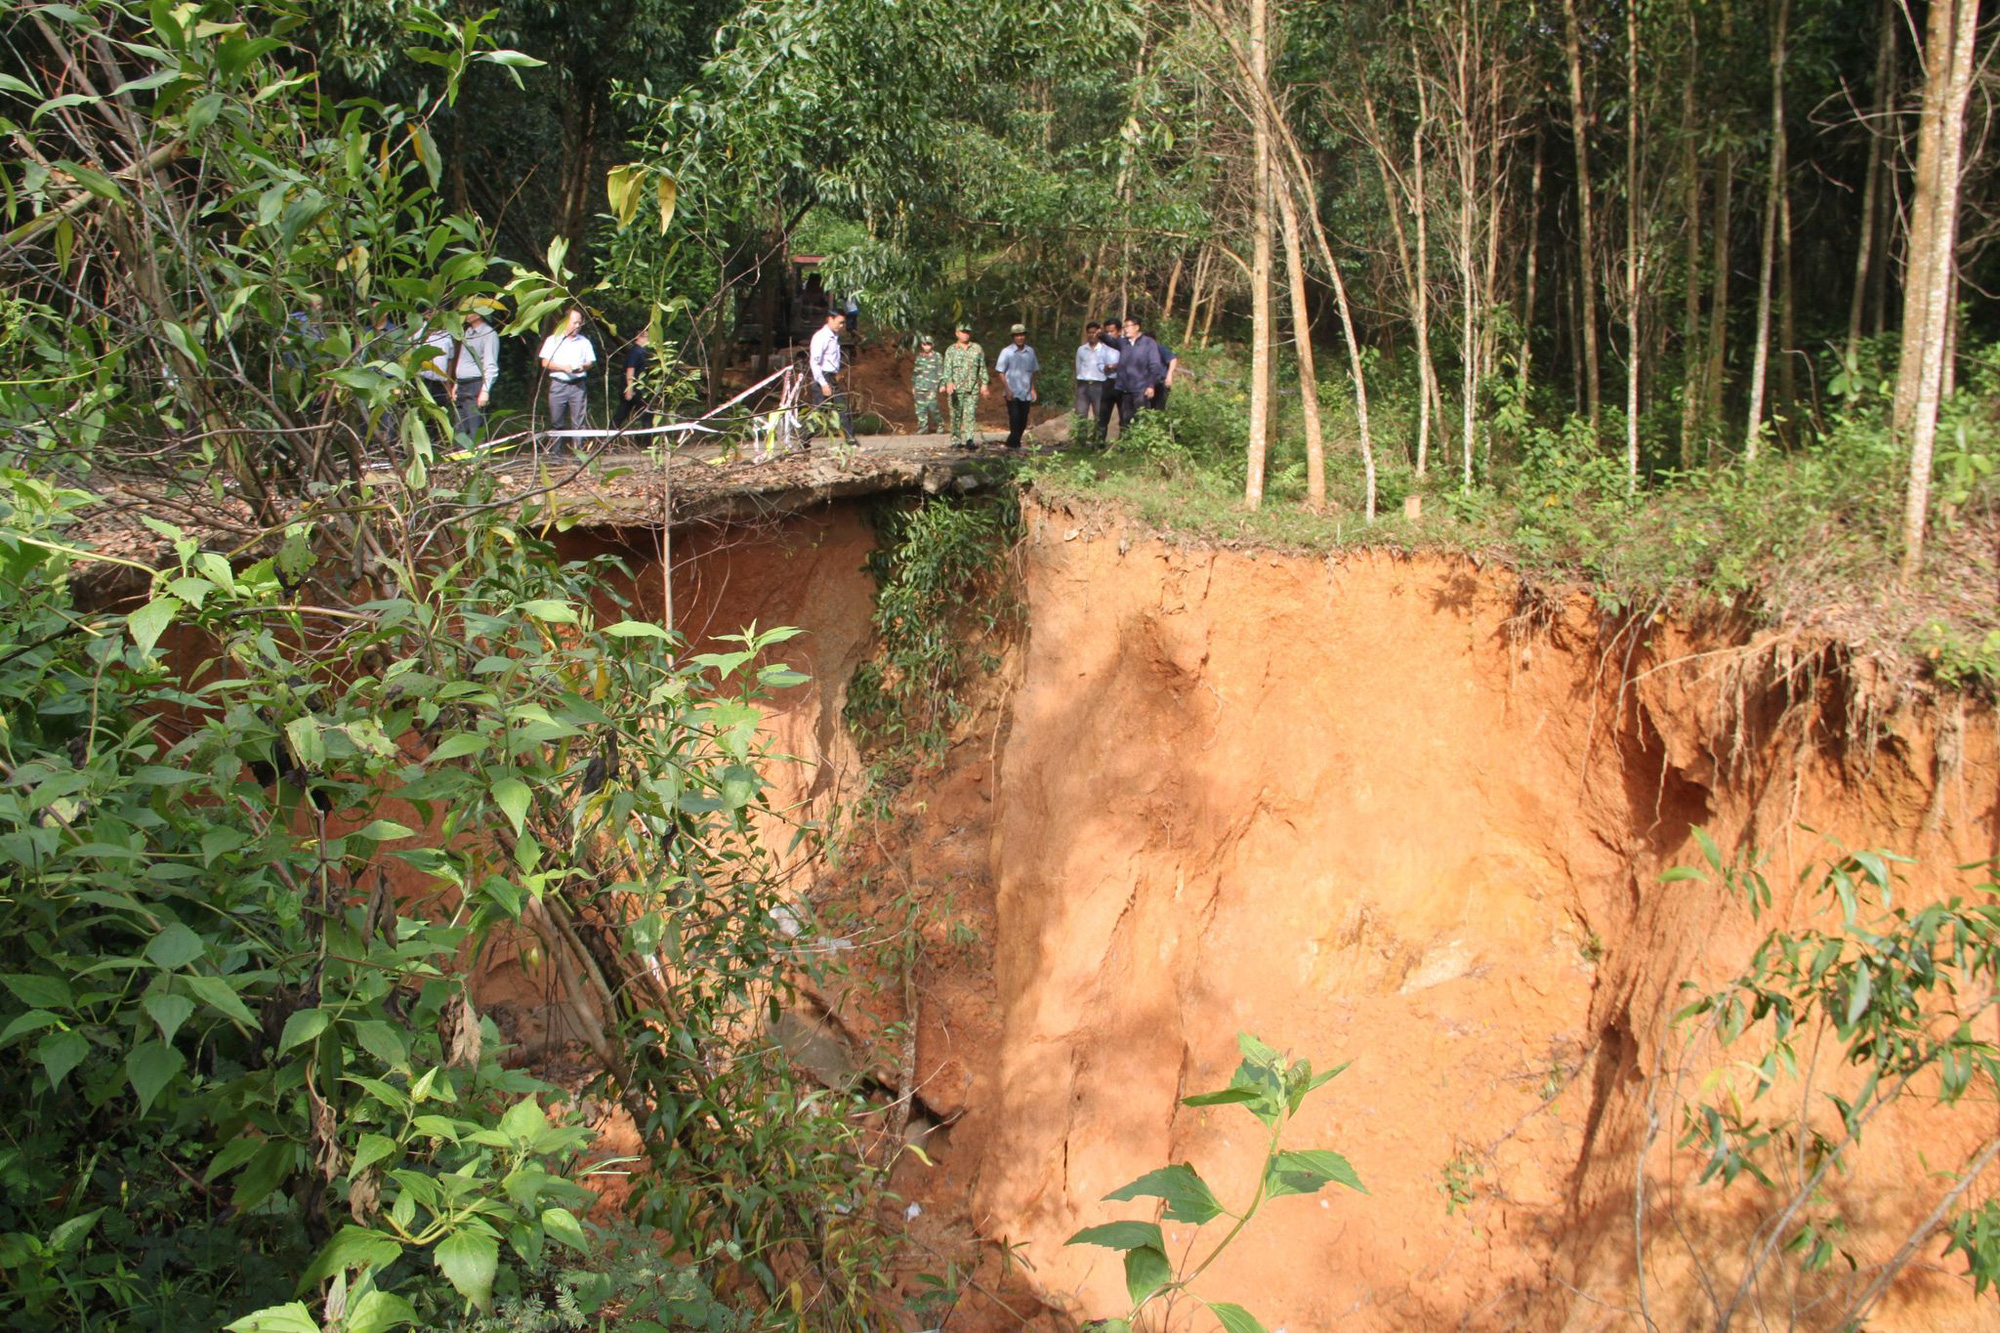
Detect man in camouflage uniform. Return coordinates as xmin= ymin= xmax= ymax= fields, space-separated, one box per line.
xmin=941 ymin=323 xmax=988 ymax=451
xmin=911 ymin=334 xmax=945 ymax=434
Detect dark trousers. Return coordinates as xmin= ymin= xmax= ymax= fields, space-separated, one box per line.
xmin=1004 ymin=397 xmax=1031 ymax=448
xmin=1097 ymin=381 xmax=1120 ymax=440
xmin=1117 ymin=389 xmax=1148 ymax=428
xmin=452 ymin=382 xmax=485 ymax=443
xmin=809 ymin=382 xmax=855 ymax=442
xmin=614 ymin=392 xmax=652 ymax=429
xmin=1153 ymin=383 xmax=1171 ymax=412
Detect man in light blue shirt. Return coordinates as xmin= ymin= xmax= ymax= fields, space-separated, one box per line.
xmin=994 ymin=323 xmax=1040 ymax=450
xmin=1074 ymin=322 xmax=1110 ymax=446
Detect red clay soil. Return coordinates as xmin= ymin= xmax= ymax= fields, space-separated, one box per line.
xmin=461 ymin=494 xmax=1999 ymax=1330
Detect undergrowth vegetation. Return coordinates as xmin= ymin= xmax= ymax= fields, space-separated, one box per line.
xmin=1026 ymin=340 xmax=2000 ymax=690
xmin=0 ymin=472 xmax=894 ymax=1329
xmin=844 ymin=492 xmax=1022 ymax=773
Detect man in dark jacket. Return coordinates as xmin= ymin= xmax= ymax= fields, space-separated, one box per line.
xmin=1112 ymin=316 xmax=1168 ymax=431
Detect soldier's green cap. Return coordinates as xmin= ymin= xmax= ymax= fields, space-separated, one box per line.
xmin=955 ymin=321 xmax=973 ymax=333
xmin=1009 ymin=323 xmax=1027 ymax=334
xmin=918 ymin=333 xmax=933 ymax=343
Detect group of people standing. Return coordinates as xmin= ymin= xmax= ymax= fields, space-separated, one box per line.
xmin=403 ymin=303 xmax=658 ymax=449
xmin=905 ymin=314 xmax=1178 ymax=450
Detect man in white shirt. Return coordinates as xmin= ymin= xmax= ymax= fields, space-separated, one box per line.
xmin=1074 ymin=322 xmax=1110 ymax=446
xmin=451 ymin=306 xmax=500 ymax=443
xmin=994 ymin=323 xmax=1040 ymax=450
xmin=806 ymin=310 xmax=856 ymax=446
xmin=537 ymin=307 xmax=596 ymax=437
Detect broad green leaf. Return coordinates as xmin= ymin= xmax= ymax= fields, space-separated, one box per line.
xmin=427 ymin=732 xmax=489 ymax=762
xmin=185 ymin=973 xmax=257 ymax=1024
xmin=125 ymin=1040 xmax=184 ymax=1113
xmin=516 ymin=599 xmax=577 ymax=625
xmin=351 ymin=820 xmax=417 ymax=842
xmin=2 ymin=973 xmax=72 ymax=1009
xmin=1208 ymin=1302 xmax=1270 ymax=1333
xmin=301 ymin=1225 xmax=403 ymax=1287
xmin=604 ymin=620 xmax=669 ymax=639
xmin=344 ymin=1290 xmax=416 ymax=1333
xmin=127 ymin=595 xmax=179 ymax=656
xmin=350 ymin=1020 xmax=408 ymax=1069
xmin=1181 ymin=1086 xmax=1260 ymax=1108
xmin=1066 ymin=1220 xmax=1163 ymax=1253
xmin=1263 ymin=1148 xmax=1366 ymax=1199
xmin=499 ymin=1097 xmax=547 ymax=1141
xmin=142 ymin=992 xmax=196 ymax=1044
xmin=36 ymin=1030 xmax=88 ymax=1088
xmin=541 ymin=1206 xmax=586 ymax=1252
xmin=225 ymin=1302 xmax=320 ymax=1332
xmin=351 ymin=1133 xmax=398 ymax=1176
xmin=492 ymin=778 xmax=530 ymax=836
xmin=434 ymin=1228 xmax=500 ymax=1310
xmin=279 ymin=1007 xmax=329 ymax=1053
xmin=0 ymin=1010 xmax=60 ymax=1043
xmin=476 ymin=49 xmax=545 ymax=68
xmin=1123 ymin=1243 xmax=1172 ymax=1308
xmin=1104 ymin=1164 xmax=1223 ymax=1225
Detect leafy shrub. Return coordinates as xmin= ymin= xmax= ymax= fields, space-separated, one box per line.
xmin=845 ymin=493 xmax=1020 ymax=766
xmin=0 ymin=470 xmax=865 ymax=1328
xmin=1066 ymin=1033 xmax=1363 ymax=1332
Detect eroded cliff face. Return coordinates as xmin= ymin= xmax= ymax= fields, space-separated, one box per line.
xmin=924 ymin=499 xmax=1999 ymax=1330
xmin=496 ymin=495 xmax=1995 ymax=1329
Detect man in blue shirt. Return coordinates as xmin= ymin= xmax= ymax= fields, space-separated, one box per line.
xmin=1112 ymin=315 xmax=1168 ymax=433
xmin=1073 ymin=323 xmax=1110 ymax=445
xmin=994 ymin=323 xmax=1040 ymax=449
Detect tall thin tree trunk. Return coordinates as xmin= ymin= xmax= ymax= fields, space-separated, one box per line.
xmin=1706 ymin=157 xmax=1735 ymax=458
xmin=1520 ymin=128 xmax=1544 ymax=398
xmin=1245 ymin=0 xmax=1274 ymax=509
xmin=1275 ymin=167 xmax=1326 ymax=508
xmin=1562 ymin=0 xmax=1602 ymax=430
xmin=1199 ymin=0 xmax=1377 ymax=515
xmin=1412 ymin=67 xmax=1437 ymax=477
xmin=1201 ymin=286 xmax=1221 ymax=347
xmin=1678 ymin=5 xmax=1705 ymax=469
xmin=1457 ymin=102 xmax=1478 ymax=484
xmin=1624 ymin=0 xmax=1644 ymax=489
xmin=1162 ymin=249 xmax=1187 ymax=323
xmin=1183 ymin=244 xmax=1213 ymax=345
xmin=1898 ymin=0 xmax=1981 ymax=580
xmin=1940 ymin=269 xmax=1959 ymax=400
xmin=1743 ymin=0 xmax=1790 ymax=462
xmin=1777 ymin=179 xmax=1797 ymax=428
xmin=1845 ymin=0 xmax=1896 ymax=373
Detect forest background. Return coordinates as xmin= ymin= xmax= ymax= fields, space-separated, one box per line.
xmin=303 ymin=0 xmax=1999 ymax=678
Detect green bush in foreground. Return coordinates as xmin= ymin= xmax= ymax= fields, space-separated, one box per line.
xmin=0 ymin=472 xmax=849 ymax=1329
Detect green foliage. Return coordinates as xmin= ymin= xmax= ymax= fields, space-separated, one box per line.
xmin=0 ymin=467 xmax=845 ymax=1326
xmin=1066 ymin=1033 xmax=1363 ymax=1332
xmin=844 ymin=493 xmax=1021 ymax=767
xmin=1665 ymin=835 xmax=2000 ymax=1319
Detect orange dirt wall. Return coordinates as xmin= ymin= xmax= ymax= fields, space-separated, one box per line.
xmin=945 ymin=499 xmax=1999 ymax=1329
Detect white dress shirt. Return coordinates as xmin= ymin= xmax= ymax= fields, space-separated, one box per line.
xmin=808 ymin=324 xmax=843 ymax=389
xmin=538 ymin=331 xmax=596 ymax=381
